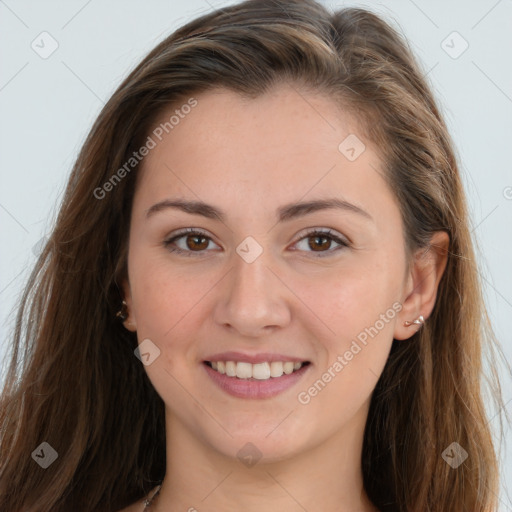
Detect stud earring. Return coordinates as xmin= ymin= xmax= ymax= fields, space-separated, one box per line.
xmin=403 ymin=315 xmax=424 ymax=327
xmin=116 ymin=300 xmax=128 ymax=321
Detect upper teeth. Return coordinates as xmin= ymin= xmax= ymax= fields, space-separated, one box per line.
xmin=210 ymin=361 xmax=304 ymax=380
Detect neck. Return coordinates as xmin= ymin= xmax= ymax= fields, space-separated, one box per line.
xmin=152 ymin=403 xmax=378 ymax=512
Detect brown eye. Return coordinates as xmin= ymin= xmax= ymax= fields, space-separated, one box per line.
xmin=294 ymin=229 xmax=348 ymax=257
xmin=164 ymin=229 xmax=216 ymax=256
xmin=164 ymin=228 xmax=348 ymax=258
xmin=185 ymin=234 xmax=209 ymax=251
xmin=308 ymin=234 xmax=332 ymax=252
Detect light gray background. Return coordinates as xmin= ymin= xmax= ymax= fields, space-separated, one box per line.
xmin=1 ymin=0 xmax=511 ymax=507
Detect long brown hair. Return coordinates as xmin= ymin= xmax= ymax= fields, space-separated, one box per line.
xmin=0 ymin=1 xmax=506 ymax=510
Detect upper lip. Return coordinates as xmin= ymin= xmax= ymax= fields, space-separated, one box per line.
xmin=204 ymin=351 xmax=310 ymax=364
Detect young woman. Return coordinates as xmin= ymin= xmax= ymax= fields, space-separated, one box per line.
xmin=0 ymin=0 xmax=506 ymax=510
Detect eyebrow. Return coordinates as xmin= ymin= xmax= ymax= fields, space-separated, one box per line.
xmin=146 ymin=197 xmax=373 ymax=223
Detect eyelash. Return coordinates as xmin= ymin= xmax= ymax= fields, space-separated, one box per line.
xmin=163 ymin=227 xmax=349 ymax=258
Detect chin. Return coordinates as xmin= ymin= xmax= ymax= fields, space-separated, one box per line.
xmin=198 ymin=418 xmax=315 ymax=465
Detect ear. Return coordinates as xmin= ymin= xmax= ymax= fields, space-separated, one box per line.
xmin=394 ymin=231 xmax=449 ymax=340
xmin=120 ymin=278 xmax=137 ymax=332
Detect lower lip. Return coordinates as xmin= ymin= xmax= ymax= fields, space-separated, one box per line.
xmin=202 ymin=362 xmax=311 ymax=399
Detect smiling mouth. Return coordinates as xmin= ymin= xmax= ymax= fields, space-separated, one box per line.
xmin=204 ymin=360 xmax=311 ymax=380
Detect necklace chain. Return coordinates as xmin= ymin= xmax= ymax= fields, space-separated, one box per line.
xmin=142 ymin=483 xmax=162 ymax=510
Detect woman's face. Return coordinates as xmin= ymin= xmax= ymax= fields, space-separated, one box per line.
xmin=124 ymin=83 xmax=410 ymax=462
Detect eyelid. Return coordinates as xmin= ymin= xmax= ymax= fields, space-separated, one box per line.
xmin=166 ymin=227 xmax=211 ymax=239
xmin=294 ymin=227 xmax=350 ymax=245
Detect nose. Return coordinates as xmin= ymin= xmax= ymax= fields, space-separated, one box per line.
xmin=212 ymin=248 xmax=291 ymax=338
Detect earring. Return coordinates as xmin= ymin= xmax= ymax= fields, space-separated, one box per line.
xmin=116 ymin=300 xmax=128 ymax=321
xmin=403 ymin=315 xmax=424 ymax=327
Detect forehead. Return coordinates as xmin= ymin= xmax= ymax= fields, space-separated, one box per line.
xmin=145 ymin=84 xmax=364 ymax=165
xmin=134 ymin=84 xmax=392 ymax=221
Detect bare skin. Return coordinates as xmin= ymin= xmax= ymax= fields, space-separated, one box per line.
xmin=118 ymin=82 xmax=448 ymax=511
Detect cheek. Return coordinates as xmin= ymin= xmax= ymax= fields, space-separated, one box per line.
xmin=301 ymin=259 xmax=399 ymax=336
xmin=128 ymin=252 xmax=220 ymax=349
xmin=295 ymin=271 xmax=397 ymax=422
xmin=296 ymin=255 xmax=401 ymax=383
